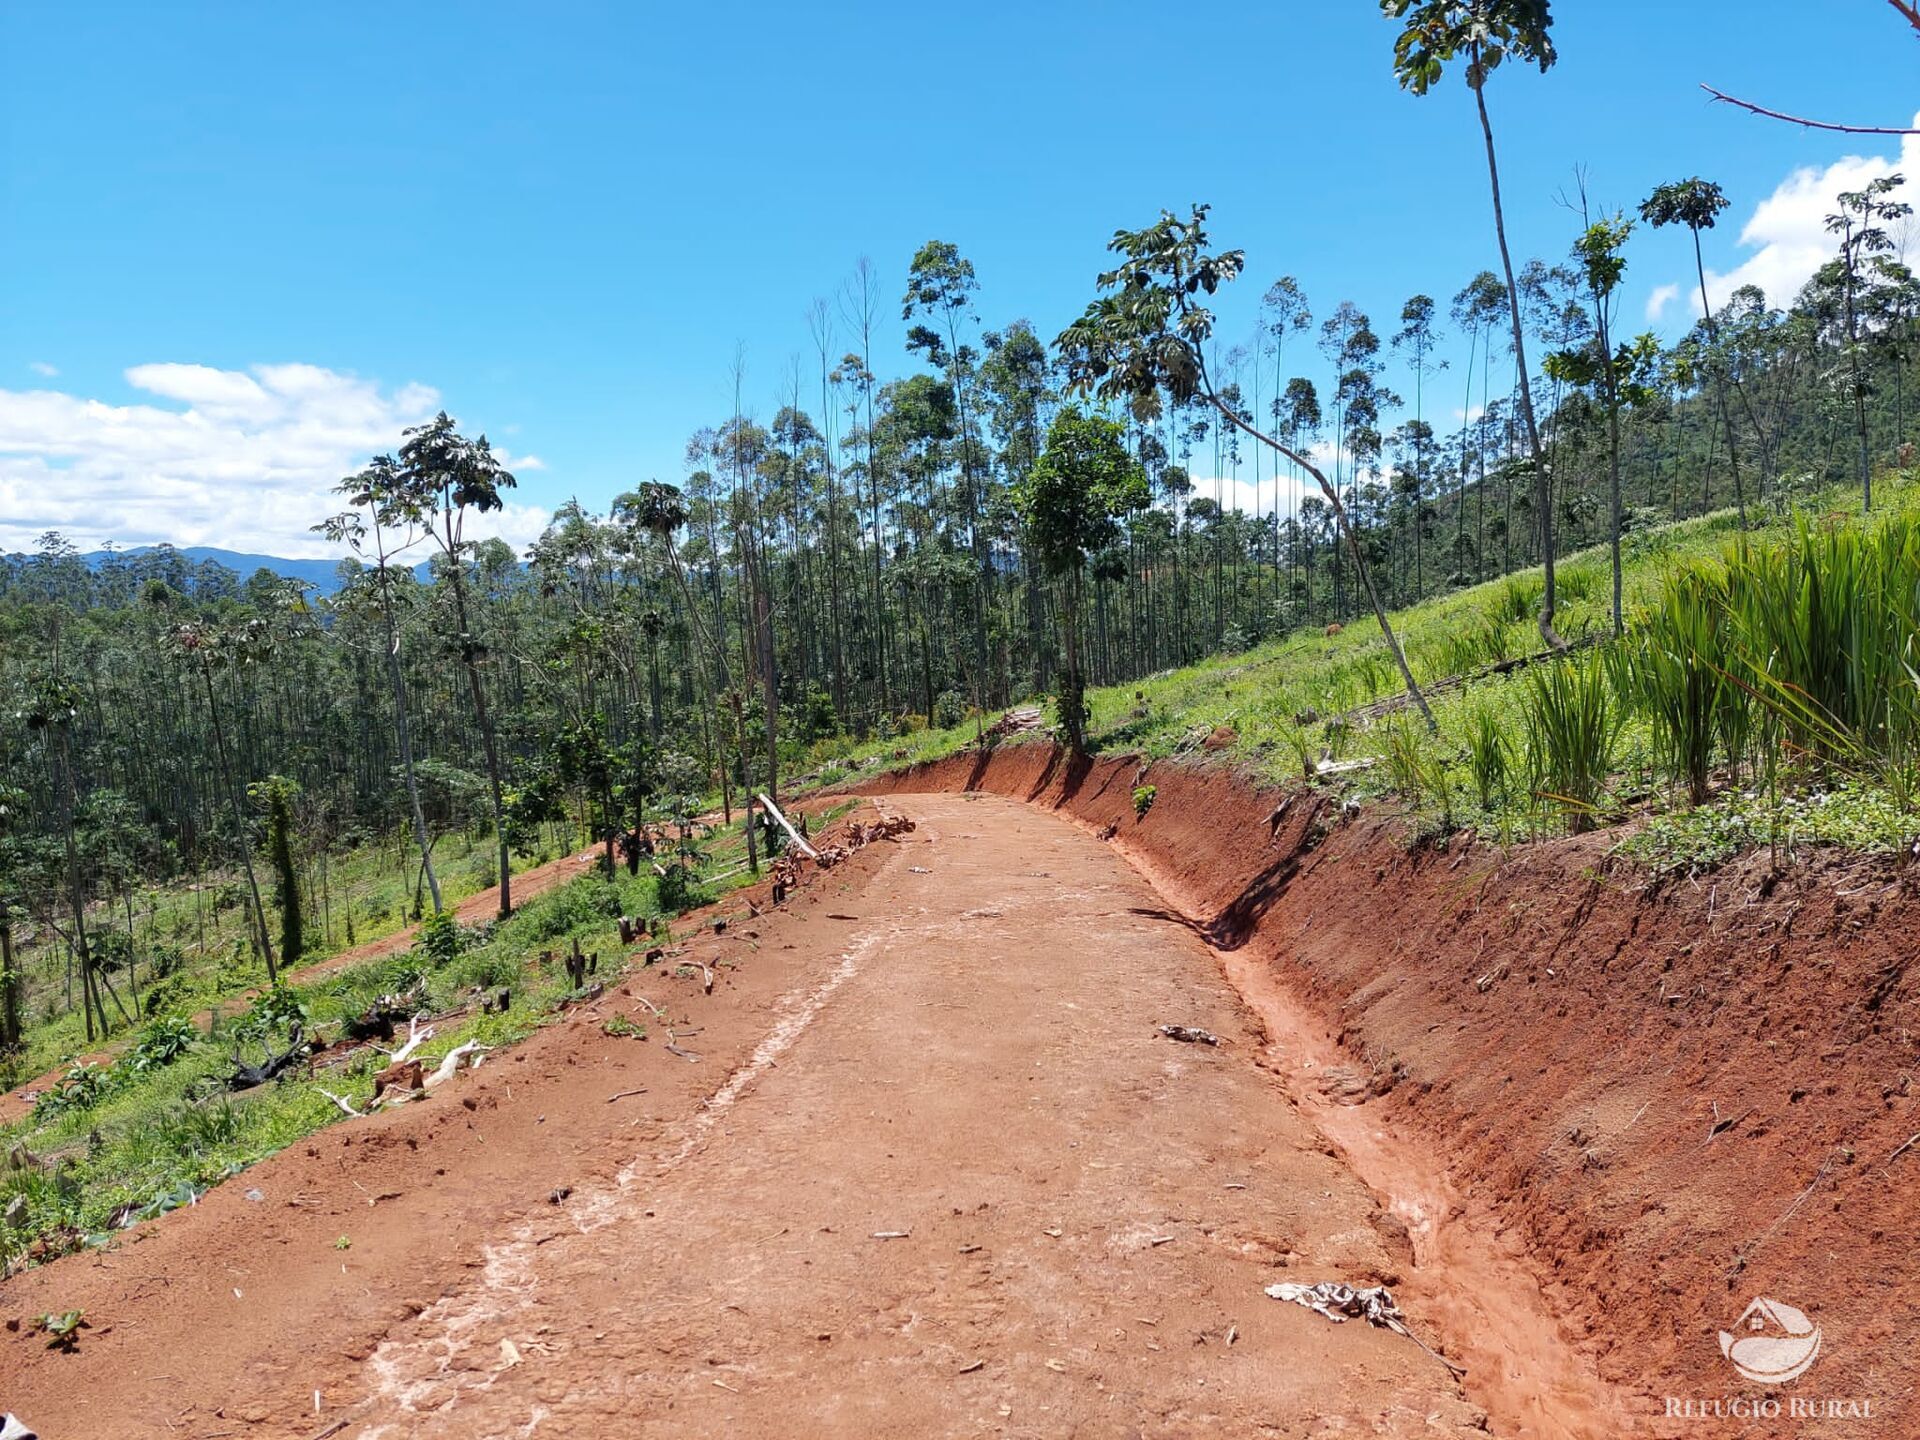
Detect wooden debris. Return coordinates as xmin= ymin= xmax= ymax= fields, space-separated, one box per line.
xmin=755 ymin=793 xmax=821 ymax=860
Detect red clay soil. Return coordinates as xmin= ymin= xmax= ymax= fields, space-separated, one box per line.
xmin=865 ymin=743 xmax=1920 ymax=1436
xmin=3 ymin=792 xmax=1534 ymax=1439
xmin=0 ymin=849 xmax=600 ymax=1127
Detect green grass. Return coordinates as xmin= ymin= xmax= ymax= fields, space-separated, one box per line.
xmin=3 ymin=826 xmax=545 ymax=1089
xmin=0 ymin=804 xmax=852 ymax=1275
xmin=820 ymin=471 xmax=1920 ymax=871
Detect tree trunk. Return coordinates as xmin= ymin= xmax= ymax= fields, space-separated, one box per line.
xmin=201 ymin=667 xmax=277 ymax=980
xmin=380 ymin=588 xmax=443 ymax=914
xmin=1473 ymin=63 xmax=1564 ymax=649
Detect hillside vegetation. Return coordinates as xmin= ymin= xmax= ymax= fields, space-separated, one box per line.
xmin=821 ymin=473 xmax=1920 ymax=872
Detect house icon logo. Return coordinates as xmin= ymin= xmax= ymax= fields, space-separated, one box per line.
xmin=1719 ymin=1297 xmax=1822 ymax=1385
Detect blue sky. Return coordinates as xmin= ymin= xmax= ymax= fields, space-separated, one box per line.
xmin=2 ymin=1 xmax=1916 ymax=555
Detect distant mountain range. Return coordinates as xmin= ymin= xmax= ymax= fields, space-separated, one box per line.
xmin=57 ymin=544 xmax=444 ymax=596
xmin=84 ymin=545 xmax=355 ymax=592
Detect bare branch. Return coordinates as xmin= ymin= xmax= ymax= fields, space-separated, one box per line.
xmin=1700 ymin=83 xmax=1920 ymax=137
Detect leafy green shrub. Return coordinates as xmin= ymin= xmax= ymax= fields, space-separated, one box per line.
xmin=234 ymin=984 xmax=306 ymax=1043
xmin=657 ymin=864 xmax=709 ymax=914
xmin=417 ymin=910 xmax=463 ymax=967
xmin=1131 ymin=784 xmax=1157 ymax=819
xmin=126 ymin=1017 xmax=198 ymax=1074
xmin=34 ymin=1062 xmax=120 ymax=1120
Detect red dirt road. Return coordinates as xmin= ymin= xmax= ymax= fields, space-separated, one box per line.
xmin=0 ymin=792 xmax=1601 ymax=1438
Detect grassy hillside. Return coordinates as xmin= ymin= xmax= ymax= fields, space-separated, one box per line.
xmin=811 ymin=472 xmax=1920 ymax=871
xmin=0 ymin=805 xmax=827 ymax=1276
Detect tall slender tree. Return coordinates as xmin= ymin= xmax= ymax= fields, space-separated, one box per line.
xmin=1385 ymin=0 xmax=1566 ymax=647
xmin=398 ymin=413 xmax=519 ymax=917
xmin=1057 ymin=205 xmax=1435 ymax=727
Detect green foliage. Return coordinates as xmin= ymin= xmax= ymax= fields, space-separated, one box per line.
xmin=1464 ymin=700 xmax=1512 ymax=812
xmin=657 ymin=863 xmax=710 ymax=914
xmin=1717 ymin=513 xmax=1920 ymax=793
xmin=1131 ymin=784 xmax=1157 ymax=819
xmin=234 ymin=984 xmax=306 ymax=1043
xmin=252 ymin=775 xmax=304 ymax=964
xmin=1382 ymin=716 xmax=1456 ymax=834
xmin=34 ymin=1309 xmax=88 ymax=1351
xmin=1522 ymin=651 xmax=1620 ymax=832
xmin=1015 ymin=409 xmax=1152 ymax=580
xmin=1616 ymin=563 xmax=1745 ymax=804
xmin=34 ymin=1062 xmax=120 ymax=1120
xmin=1383 ymin=0 xmax=1558 ymax=96
xmin=127 ymin=1016 xmax=198 ymax=1074
xmin=417 ymin=909 xmax=464 ymax=967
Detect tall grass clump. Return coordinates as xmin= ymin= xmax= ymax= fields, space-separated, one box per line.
xmin=1464 ymin=699 xmax=1512 ymax=814
xmin=1721 ymin=513 xmax=1920 ymax=800
xmin=1618 ymin=563 xmax=1749 ymax=805
xmin=1522 ymin=651 xmax=1620 ymax=832
xmin=1382 ymin=715 xmax=1455 ymax=834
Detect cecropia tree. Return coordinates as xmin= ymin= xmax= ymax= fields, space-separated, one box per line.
xmin=1055 ymin=204 xmax=1436 ymax=728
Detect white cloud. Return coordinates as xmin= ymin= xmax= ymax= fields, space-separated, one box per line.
xmin=27 ymin=361 xmax=58 ymax=378
xmin=1185 ymin=470 xmax=1316 ymax=517
xmin=1674 ymin=117 xmax=1920 ymax=317
xmin=1645 ymin=283 xmax=1681 ymax=323
xmin=0 ymin=363 xmax=550 ymax=558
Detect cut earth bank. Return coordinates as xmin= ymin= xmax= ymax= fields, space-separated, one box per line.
xmin=860 ymin=742 xmax=1919 ymax=1437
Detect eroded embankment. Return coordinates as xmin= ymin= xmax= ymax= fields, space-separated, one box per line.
xmin=862 ymin=744 xmax=1920 ymax=1436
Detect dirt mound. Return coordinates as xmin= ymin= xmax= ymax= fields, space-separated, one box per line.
xmin=863 ymin=743 xmax=1920 ymax=1433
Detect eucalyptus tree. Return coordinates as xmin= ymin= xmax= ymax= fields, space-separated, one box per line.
xmin=316 ymin=455 xmax=444 ymax=915
xmin=397 ymin=412 xmax=518 ymax=915
xmin=0 ymin=777 xmax=21 ymax=1053
xmin=837 ymin=257 xmax=888 ymax=714
xmin=1640 ymin=177 xmax=1752 ymax=524
xmin=805 ymin=298 xmax=850 ymax=718
xmin=1385 ymin=0 xmax=1565 ymax=646
xmin=903 ymin=240 xmax=990 ymax=701
xmin=1545 ymin=212 xmax=1635 ymax=630
xmin=1392 ymin=297 xmax=1446 ymax=577
xmin=22 ymin=672 xmax=113 ymax=1038
xmin=1261 ymin=278 xmax=1314 ymax=615
xmin=1450 ymin=270 xmax=1508 ymax=556
xmin=169 ymin=620 xmax=279 ymax=979
xmin=980 ymin=321 xmax=1058 ymax=692
xmin=1056 ymin=205 xmax=1435 ymax=727
xmin=1014 ymin=408 xmax=1150 ymax=755
xmin=614 ymin=480 xmax=734 ymax=815
xmin=1826 ymin=174 xmax=1912 ymax=509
